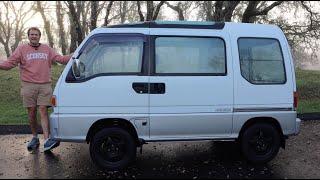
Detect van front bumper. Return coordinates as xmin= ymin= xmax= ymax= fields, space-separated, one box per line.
xmin=295 ymin=118 xmax=301 ymax=135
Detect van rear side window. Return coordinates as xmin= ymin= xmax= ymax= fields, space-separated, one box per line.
xmin=238 ymin=38 xmax=286 ymax=84
xmin=155 ymin=37 xmax=226 ymax=75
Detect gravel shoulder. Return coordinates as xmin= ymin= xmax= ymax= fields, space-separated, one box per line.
xmin=271 ymin=120 xmax=320 ymax=179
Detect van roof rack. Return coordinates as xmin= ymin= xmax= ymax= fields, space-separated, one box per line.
xmin=105 ymin=21 xmax=225 ymax=29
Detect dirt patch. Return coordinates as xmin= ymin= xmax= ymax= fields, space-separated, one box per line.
xmin=271 ymin=120 xmax=320 ymax=178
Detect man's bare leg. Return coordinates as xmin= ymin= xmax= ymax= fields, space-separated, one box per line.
xmin=27 ymin=107 xmax=40 ymax=151
xmin=39 ymin=105 xmax=60 ymax=151
xmin=27 ymin=107 xmax=38 ymax=137
xmin=39 ymin=105 xmax=49 ymax=140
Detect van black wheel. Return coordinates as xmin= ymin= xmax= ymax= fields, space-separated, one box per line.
xmin=241 ymin=123 xmax=280 ymax=164
xmin=90 ymin=127 xmax=136 ymax=170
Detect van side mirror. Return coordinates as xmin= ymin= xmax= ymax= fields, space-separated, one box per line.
xmin=72 ymin=58 xmax=85 ymax=79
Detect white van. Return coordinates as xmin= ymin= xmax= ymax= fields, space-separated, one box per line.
xmin=49 ymin=21 xmax=301 ymax=170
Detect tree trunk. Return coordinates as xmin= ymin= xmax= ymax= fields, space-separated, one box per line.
xmin=67 ymin=1 xmax=84 ymax=49
xmin=76 ymin=1 xmax=86 ymax=38
xmin=137 ymin=1 xmax=145 ymax=21
xmin=242 ymin=1 xmax=283 ymax=23
xmin=213 ymin=1 xmax=223 ymax=21
xmin=90 ymin=1 xmax=98 ymax=31
xmin=164 ymin=1 xmax=184 ymax=20
xmin=36 ymin=2 xmax=54 ymax=48
xmin=120 ymin=1 xmax=128 ymax=23
xmin=242 ymin=1 xmax=260 ymax=23
xmin=146 ymin=2 xmax=154 ymax=21
xmin=104 ymin=1 xmax=114 ymax=26
xmin=82 ymin=2 xmax=90 ymax=35
xmin=67 ymin=3 xmax=77 ymax=53
xmin=12 ymin=19 xmax=23 ymax=52
xmin=224 ymin=1 xmax=240 ymax=22
xmin=152 ymin=1 xmax=165 ymax=20
xmin=4 ymin=43 xmax=10 ymax=58
xmin=56 ymin=1 xmax=67 ymax=55
xmin=204 ymin=1 xmax=213 ymax=21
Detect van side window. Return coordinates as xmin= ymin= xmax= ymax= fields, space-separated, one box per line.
xmin=77 ymin=36 xmax=144 ymax=79
xmin=238 ymin=38 xmax=286 ymax=84
xmin=155 ymin=37 xmax=226 ymax=75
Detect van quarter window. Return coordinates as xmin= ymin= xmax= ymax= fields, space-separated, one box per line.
xmin=238 ymin=38 xmax=286 ymax=84
xmin=155 ymin=37 xmax=226 ymax=75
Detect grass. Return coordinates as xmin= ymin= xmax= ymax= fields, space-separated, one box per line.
xmin=0 ymin=67 xmax=319 ymax=124
xmin=296 ymin=69 xmax=320 ymax=113
xmin=0 ymin=65 xmax=65 ymax=125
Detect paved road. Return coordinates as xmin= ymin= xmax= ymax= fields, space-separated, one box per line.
xmin=0 ymin=120 xmax=320 ymax=179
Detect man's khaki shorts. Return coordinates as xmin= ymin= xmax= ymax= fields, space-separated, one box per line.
xmin=20 ymin=81 xmax=52 ymax=107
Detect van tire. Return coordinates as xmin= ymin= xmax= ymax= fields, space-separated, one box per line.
xmin=241 ymin=123 xmax=280 ymax=164
xmin=90 ymin=127 xmax=136 ymax=170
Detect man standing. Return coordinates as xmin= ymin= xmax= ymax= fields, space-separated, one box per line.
xmin=0 ymin=27 xmax=72 ymax=152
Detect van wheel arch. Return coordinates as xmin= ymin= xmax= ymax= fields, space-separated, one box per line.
xmin=238 ymin=117 xmax=285 ymax=149
xmin=86 ymin=118 xmax=139 ymax=146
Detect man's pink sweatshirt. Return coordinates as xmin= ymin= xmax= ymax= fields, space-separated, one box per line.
xmin=0 ymin=44 xmax=72 ymax=83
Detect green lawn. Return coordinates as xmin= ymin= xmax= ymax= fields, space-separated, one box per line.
xmin=0 ymin=67 xmax=319 ymax=125
xmin=296 ymin=69 xmax=320 ymax=113
xmin=0 ymin=65 xmax=65 ymax=125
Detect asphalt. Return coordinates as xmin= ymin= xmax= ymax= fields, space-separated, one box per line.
xmin=1 ymin=120 xmax=320 ymax=179
xmin=0 ymin=113 xmax=319 ymax=135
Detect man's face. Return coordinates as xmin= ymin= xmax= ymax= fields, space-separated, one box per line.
xmin=28 ymin=30 xmax=40 ymax=45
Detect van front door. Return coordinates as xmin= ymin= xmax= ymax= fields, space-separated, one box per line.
xmin=57 ymin=33 xmax=150 ymax=138
xmin=149 ymin=31 xmax=233 ymax=140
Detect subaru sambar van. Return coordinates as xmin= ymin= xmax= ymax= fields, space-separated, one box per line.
xmin=49 ymin=21 xmax=301 ymax=170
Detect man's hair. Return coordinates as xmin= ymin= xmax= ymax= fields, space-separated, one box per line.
xmin=27 ymin=27 xmax=41 ymax=37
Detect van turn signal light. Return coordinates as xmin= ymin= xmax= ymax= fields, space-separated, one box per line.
xmin=51 ymin=95 xmax=57 ymax=107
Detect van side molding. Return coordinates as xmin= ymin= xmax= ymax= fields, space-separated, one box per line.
xmin=234 ymin=107 xmax=293 ymax=112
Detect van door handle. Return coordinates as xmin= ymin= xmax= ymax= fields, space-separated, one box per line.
xmin=150 ymin=83 xmax=165 ymax=94
xmin=132 ymin=82 xmax=148 ymax=94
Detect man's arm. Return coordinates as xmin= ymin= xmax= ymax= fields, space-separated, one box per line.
xmin=0 ymin=47 xmax=21 ymax=70
xmin=51 ymin=48 xmax=73 ymax=65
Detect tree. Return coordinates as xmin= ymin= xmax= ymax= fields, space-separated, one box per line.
xmin=117 ymin=1 xmax=142 ymax=23
xmin=136 ymin=1 xmax=166 ymax=21
xmin=164 ymin=1 xmax=195 ymax=21
xmin=268 ymin=1 xmax=320 ymax=65
xmin=103 ymin=1 xmax=114 ymax=26
xmin=0 ymin=1 xmax=35 ymax=57
xmin=36 ymin=1 xmax=55 ymax=48
xmin=120 ymin=1 xmax=128 ymax=23
xmin=196 ymin=1 xmax=240 ymax=22
xmin=90 ymin=1 xmax=99 ymax=31
xmin=242 ymin=1 xmax=283 ymax=23
xmin=66 ymin=1 xmax=84 ymax=52
xmin=79 ymin=1 xmax=90 ymax=36
xmin=56 ymin=1 xmax=67 ymax=55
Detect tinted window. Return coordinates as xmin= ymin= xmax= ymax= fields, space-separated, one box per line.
xmin=155 ymin=37 xmax=226 ymax=75
xmin=238 ymin=38 xmax=286 ymax=84
xmin=78 ymin=36 xmax=144 ymax=79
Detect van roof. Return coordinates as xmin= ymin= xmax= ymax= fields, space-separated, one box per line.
xmin=103 ymin=21 xmax=278 ymax=30
xmin=90 ymin=21 xmax=282 ymax=39
xmin=105 ymin=21 xmax=225 ymax=29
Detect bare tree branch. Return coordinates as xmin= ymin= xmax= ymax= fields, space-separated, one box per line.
xmin=137 ymin=1 xmax=145 ymax=21
xmin=152 ymin=1 xmax=165 ymax=20
xmin=104 ymin=1 xmax=114 ymax=26
xmin=242 ymin=1 xmax=283 ymax=22
xmin=164 ymin=1 xmax=184 ymax=20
